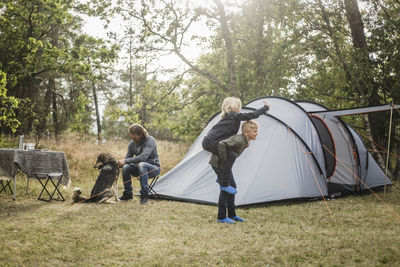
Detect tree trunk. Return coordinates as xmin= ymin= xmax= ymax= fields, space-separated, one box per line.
xmin=317 ymin=0 xmax=354 ymax=90
xmin=49 ymin=24 xmax=60 ymax=141
xmin=255 ymin=1 xmax=265 ymax=93
xmin=39 ymin=88 xmax=52 ymax=142
xmin=129 ymin=35 xmax=134 ymax=107
xmin=343 ymin=0 xmax=390 ymax=177
xmin=393 ymin=149 xmax=400 ymax=180
xmin=92 ymin=83 xmax=102 ymax=143
xmin=343 ymin=0 xmax=366 ymax=49
xmin=48 ymin=77 xmax=59 ymax=141
xmin=214 ymin=0 xmax=238 ymax=94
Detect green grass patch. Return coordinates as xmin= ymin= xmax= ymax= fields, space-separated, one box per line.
xmin=1 ymin=138 xmax=399 ymax=266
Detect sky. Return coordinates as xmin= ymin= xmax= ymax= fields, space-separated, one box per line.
xmin=81 ymin=0 xmax=215 ymax=73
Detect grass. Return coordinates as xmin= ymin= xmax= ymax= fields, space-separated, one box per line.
xmin=1 ymin=137 xmax=400 ymax=266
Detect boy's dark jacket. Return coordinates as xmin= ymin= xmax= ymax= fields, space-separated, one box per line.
xmin=209 ymin=134 xmax=248 ymax=168
xmin=205 ymin=106 xmax=268 ymax=144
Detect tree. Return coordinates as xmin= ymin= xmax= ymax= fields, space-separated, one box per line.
xmin=76 ymin=35 xmax=119 ymax=142
xmin=0 ymin=0 xmax=82 ymax=137
xmin=0 ymin=0 xmax=120 ymax=142
xmin=0 ymin=70 xmax=19 ymax=134
xmin=280 ymin=0 xmax=400 ymax=177
xmin=343 ymin=0 xmax=388 ymax=172
xmin=213 ymin=0 xmax=238 ymax=94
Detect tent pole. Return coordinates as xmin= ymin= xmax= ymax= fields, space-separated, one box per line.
xmin=384 ymin=105 xmax=393 ymax=198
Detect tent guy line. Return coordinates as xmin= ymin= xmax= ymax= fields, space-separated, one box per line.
xmin=323 ymin=144 xmax=400 ymax=220
xmin=287 ymin=125 xmax=334 ymax=220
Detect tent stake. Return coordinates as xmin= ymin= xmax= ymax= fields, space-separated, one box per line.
xmin=384 ymin=104 xmax=393 ymax=198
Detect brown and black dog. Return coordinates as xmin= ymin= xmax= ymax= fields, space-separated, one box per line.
xmin=72 ymin=153 xmax=120 ymax=203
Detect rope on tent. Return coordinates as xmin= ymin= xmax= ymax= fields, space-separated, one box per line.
xmin=393 ymin=103 xmax=400 ymax=115
xmin=323 ymin=145 xmax=400 ymax=220
xmin=355 ymin=129 xmax=400 ymax=160
xmin=367 ymin=149 xmax=400 ymax=159
xmin=287 ymin=126 xmax=334 ymax=220
xmin=357 ymin=104 xmax=400 ymax=159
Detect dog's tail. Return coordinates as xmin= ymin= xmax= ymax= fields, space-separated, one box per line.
xmin=72 ymin=187 xmax=91 ymax=203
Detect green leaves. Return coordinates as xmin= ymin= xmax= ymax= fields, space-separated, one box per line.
xmin=0 ymin=71 xmax=20 ymax=133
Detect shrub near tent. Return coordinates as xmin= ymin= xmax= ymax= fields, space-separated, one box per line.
xmin=153 ymin=97 xmax=392 ymax=206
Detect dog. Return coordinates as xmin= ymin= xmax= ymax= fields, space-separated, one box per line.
xmin=72 ymin=153 xmax=120 ymax=203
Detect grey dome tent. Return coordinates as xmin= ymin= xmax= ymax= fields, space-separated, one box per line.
xmin=153 ymin=97 xmax=392 ymax=206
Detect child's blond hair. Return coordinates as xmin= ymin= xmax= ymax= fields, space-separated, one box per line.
xmin=242 ymin=120 xmax=259 ymax=133
xmin=221 ymin=97 xmax=242 ymax=118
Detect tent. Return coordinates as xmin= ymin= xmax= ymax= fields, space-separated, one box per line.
xmin=153 ymin=97 xmax=393 ymax=206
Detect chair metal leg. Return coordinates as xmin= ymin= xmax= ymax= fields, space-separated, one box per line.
xmin=13 ymin=175 xmax=16 ymax=201
xmin=136 ymin=175 xmax=161 ymax=200
xmin=0 ymin=180 xmax=13 ymax=195
xmin=148 ymin=175 xmax=161 ymax=200
xmin=36 ymin=174 xmax=65 ymax=202
xmin=48 ymin=177 xmax=65 ymax=201
xmin=26 ymin=177 xmax=29 ymax=195
xmin=37 ymin=176 xmax=52 ymax=202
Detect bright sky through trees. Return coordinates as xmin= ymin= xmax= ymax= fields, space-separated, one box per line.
xmin=81 ymin=0 xmax=218 ymax=73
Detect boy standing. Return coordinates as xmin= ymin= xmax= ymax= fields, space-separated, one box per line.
xmin=209 ymin=120 xmax=259 ymax=223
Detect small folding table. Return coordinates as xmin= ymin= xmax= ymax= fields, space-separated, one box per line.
xmin=0 ymin=148 xmax=70 ymax=201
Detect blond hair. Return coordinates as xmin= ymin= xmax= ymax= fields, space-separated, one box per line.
xmin=242 ymin=120 xmax=259 ymax=133
xmin=129 ymin=124 xmax=148 ymax=140
xmin=221 ymin=97 xmax=242 ymax=118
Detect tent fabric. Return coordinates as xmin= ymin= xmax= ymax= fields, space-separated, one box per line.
xmin=153 ymin=97 xmax=392 ymax=206
xmin=154 ymin=114 xmax=327 ymax=206
xmin=297 ymin=101 xmax=391 ymax=193
xmin=246 ymin=97 xmax=326 ymax=177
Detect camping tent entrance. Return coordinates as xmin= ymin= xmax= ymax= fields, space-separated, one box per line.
xmin=313 ymin=114 xmax=359 ymax=194
xmin=297 ymin=100 xmax=391 ymax=195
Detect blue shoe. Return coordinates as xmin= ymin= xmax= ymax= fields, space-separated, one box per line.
xmin=231 ymin=215 xmax=245 ymax=222
xmin=220 ymin=186 xmax=237 ymax=194
xmin=217 ymin=217 xmax=236 ymax=224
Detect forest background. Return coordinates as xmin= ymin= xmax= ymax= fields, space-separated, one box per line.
xmin=0 ymin=0 xmax=399 ymax=179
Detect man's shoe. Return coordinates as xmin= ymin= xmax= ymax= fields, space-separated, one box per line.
xmin=231 ymin=215 xmax=245 ymax=222
xmin=217 ymin=217 xmax=236 ymax=224
xmin=119 ymin=194 xmax=133 ymax=201
xmin=140 ymin=197 xmax=149 ymax=205
xmin=220 ymin=186 xmax=237 ymax=195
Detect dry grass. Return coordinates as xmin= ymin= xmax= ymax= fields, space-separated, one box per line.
xmin=1 ymin=136 xmax=400 ymax=266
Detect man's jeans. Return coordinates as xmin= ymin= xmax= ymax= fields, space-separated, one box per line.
xmin=122 ymin=162 xmax=161 ymax=197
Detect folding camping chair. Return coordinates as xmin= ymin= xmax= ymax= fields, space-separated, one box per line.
xmin=136 ymin=175 xmax=161 ymax=200
xmin=35 ymin=172 xmax=65 ymax=202
xmin=0 ymin=178 xmax=13 ymax=195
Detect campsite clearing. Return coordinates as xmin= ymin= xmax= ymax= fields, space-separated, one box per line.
xmin=1 ymin=137 xmax=399 ymax=266
xmin=1 ymin=179 xmax=399 ymax=266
